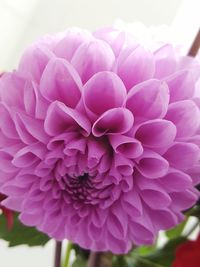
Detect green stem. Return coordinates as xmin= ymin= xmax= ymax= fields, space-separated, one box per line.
xmin=63 ymin=242 xmax=72 ymax=267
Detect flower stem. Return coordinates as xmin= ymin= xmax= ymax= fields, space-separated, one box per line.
xmin=54 ymin=241 xmax=62 ymax=267
xmin=188 ymin=29 xmax=200 ymax=57
xmin=63 ymin=242 xmax=72 ymax=267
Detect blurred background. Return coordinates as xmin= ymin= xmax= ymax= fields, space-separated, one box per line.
xmin=0 ymin=0 xmax=199 ymax=266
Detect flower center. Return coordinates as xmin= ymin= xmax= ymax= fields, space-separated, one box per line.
xmin=64 ymin=173 xmax=93 ymax=202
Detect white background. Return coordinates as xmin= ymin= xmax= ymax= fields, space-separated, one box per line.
xmin=0 ymin=0 xmax=199 ymax=266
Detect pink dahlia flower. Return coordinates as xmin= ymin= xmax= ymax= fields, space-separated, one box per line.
xmin=0 ymin=27 xmax=200 ymax=253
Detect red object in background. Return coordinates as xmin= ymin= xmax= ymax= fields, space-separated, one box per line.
xmin=173 ymin=234 xmax=200 ymax=267
xmin=0 ymin=194 xmax=14 ymax=230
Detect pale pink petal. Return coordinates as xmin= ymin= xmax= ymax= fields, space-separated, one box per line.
xmin=83 ymin=71 xmax=126 ymax=118
xmin=40 ymin=58 xmax=82 ymax=108
xmin=126 ymin=79 xmax=169 ymax=122
xmin=44 ymin=101 xmax=91 ymax=136
xmin=71 ymin=40 xmax=115 ymax=83
xmin=135 ymin=119 xmax=176 ymax=148
xmin=92 ymin=108 xmax=134 ymax=137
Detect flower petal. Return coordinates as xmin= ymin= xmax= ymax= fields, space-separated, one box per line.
xmin=126 ymin=79 xmax=169 ymax=122
xmin=40 ymin=58 xmax=82 ymax=108
xmin=109 ymin=135 xmax=143 ymax=158
xmin=135 ymin=119 xmax=176 ymax=148
xmin=116 ymin=45 xmax=155 ymax=90
xmin=71 ymin=40 xmax=115 ymax=83
xmin=19 ymin=46 xmax=54 ymax=83
xmin=92 ymin=108 xmax=134 ymax=137
xmin=44 ymin=101 xmax=91 ymax=136
xmin=54 ymin=28 xmax=92 ymax=60
xmin=159 ymin=169 xmax=192 ymax=192
xmin=165 ymin=100 xmax=200 ymax=138
xmin=154 ymin=44 xmax=176 ymax=78
xmin=83 ymin=71 xmax=126 ymax=119
xmin=166 ymin=70 xmax=196 ymax=102
xmin=164 ymin=142 xmax=199 ymax=171
xmin=136 ymin=150 xmax=169 ymax=178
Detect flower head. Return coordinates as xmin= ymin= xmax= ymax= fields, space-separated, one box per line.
xmin=0 ymin=27 xmax=200 ymax=253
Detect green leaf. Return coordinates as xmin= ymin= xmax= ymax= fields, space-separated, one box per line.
xmin=166 ymin=219 xmax=188 ymax=239
xmin=143 ymin=236 xmax=188 ymax=267
xmin=134 ymin=245 xmax=157 ymax=256
xmin=0 ymin=213 xmax=50 ymax=247
xmin=72 ymin=256 xmax=86 ymax=267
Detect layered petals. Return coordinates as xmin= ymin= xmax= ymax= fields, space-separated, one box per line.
xmin=0 ymin=27 xmax=200 ymax=254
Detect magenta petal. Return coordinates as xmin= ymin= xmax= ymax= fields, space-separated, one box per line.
xmin=136 ymin=150 xmax=169 ymax=178
xmin=15 ymin=113 xmax=48 ymax=144
xmin=148 ymin=209 xmax=178 ymax=230
xmin=170 ymin=190 xmax=198 ymax=210
xmin=135 ymin=119 xmax=176 ymax=148
xmin=92 ymin=108 xmax=134 ymax=137
xmin=0 ymin=73 xmax=25 ymax=108
xmin=40 ymin=58 xmax=82 ymax=108
xmin=83 ymin=71 xmax=126 ymax=118
xmin=0 ymin=103 xmax=19 ymax=139
xmin=122 ymin=190 xmax=143 ymax=217
xmin=154 ymin=44 xmax=176 ymax=78
xmin=71 ymin=40 xmax=115 ymax=83
xmin=18 ymin=46 xmax=54 ymax=82
xmin=12 ymin=143 xmax=46 ymax=167
xmin=94 ymin=27 xmax=136 ymax=57
xmin=164 ymin=142 xmax=199 ymax=171
xmin=126 ymin=79 xmax=169 ymax=122
xmin=138 ymin=179 xmax=171 ymax=209
xmin=117 ymin=45 xmax=155 ymax=90
xmin=165 ymin=100 xmax=200 ymax=138
xmin=53 ymin=29 xmax=92 ymax=61
xmin=109 ymin=135 xmax=143 ymax=158
xmin=160 ymin=169 xmax=192 ymax=192
xmin=44 ymin=101 xmax=91 ymax=136
xmin=166 ymin=70 xmax=196 ymax=102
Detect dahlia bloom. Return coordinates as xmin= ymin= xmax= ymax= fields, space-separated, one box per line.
xmin=0 ymin=27 xmax=200 ymax=254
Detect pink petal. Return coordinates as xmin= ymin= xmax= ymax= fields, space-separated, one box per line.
xmin=154 ymin=44 xmax=176 ymax=78
xmin=18 ymin=45 xmax=54 ymax=83
xmin=94 ymin=27 xmax=136 ymax=56
xmin=116 ymin=45 xmax=155 ymax=90
xmin=40 ymin=58 xmax=82 ymax=108
xmin=44 ymin=101 xmax=91 ymax=136
xmin=71 ymin=39 xmax=115 ymax=83
xmin=15 ymin=113 xmax=48 ymax=144
xmin=170 ymin=190 xmax=198 ymax=210
xmin=136 ymin=150 xmax=169 ymax=178
xmin=0 ymin=103 xmax=19 ymax=139
xmin=122 ymin=190 xmax=143 ymax=217
xmin=135 ymin=119 xmax=176 ymax=148
xmin=166 ymin=70 xmax=196 ymax=102
xmin=126 ymin=79 xmax=169 ymax=122
xmin=165 ymin=100 xmax=200 ymax=138
xmin=159 ymin=169 xmax=192 ymax=192
xmin=83 ymin=71 xmax=126 ymax=119
xmin=92 ymin=108 xmax=134 ymax=137
xmin=54 ymin=28 xmax=93 ymax=61
xmin=0 ymin=73 xmax=25 ymax=108
xmin=109 ymin=135 xmax=143 ymax=158
xmin=164 ymin=142 xmax=199 ymax=170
